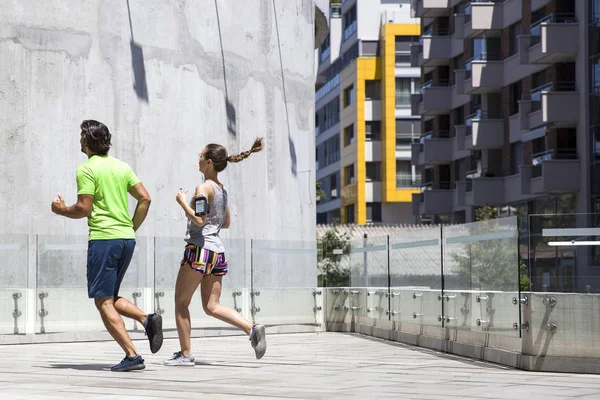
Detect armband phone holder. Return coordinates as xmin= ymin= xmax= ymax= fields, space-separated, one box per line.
xmin=194 ymin=196 xmax=210 ymax=216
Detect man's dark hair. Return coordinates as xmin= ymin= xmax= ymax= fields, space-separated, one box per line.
xmin=81 ymin=120 xmax=111 ymax=155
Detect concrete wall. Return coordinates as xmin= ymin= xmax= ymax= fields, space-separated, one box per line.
xmin=0 ymin=0 xmax=316 ymax=242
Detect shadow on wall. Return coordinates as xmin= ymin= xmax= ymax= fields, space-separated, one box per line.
xmin=215 ymin=0 xmax=237 ymax=137
xmin=127 ymin=0 xmax=149 ymax=103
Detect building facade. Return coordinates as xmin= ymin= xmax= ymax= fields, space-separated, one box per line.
xmin=410 ymin=0 xmax=599 ymax=225
xmin=315 ymin=0 xmax=422 ymax=225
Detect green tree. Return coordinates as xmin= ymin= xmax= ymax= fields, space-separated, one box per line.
xmin=317 ymin=225 xmax=351 ymax=287
xmin=451 ymin=205 xmax=529 ymax=291
xmin=316 ymin=180 xmax=326 ymax=202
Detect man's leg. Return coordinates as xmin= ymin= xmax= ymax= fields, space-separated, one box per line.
xmin=113 ymin=239 xmax=163 ymax=354
xmin=114 ymin=296 xmax=146 ymax=325
xmin=95 ymin=296 xmax=138 ymax=357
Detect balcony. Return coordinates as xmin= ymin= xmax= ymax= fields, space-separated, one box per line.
xmin=412 ymin=0 xmax=451 ymax=19
xmin=464 ymin=111 xmax=504 ymax=150
xmin=471 ymin=0 xmax=522 ymax=32
xmin=520 ymin=82 xmax=579 ymax=129
xmin=464 ymin=176 xmax=506 ymax=206
xmin=412 ymin=131 xmax=453 ymax=166
xmin=520 ymin=14 xmax=579 ymax=65
xmin=411 ymin=80 xmax=453 ymax=116
xmin=412 ymin=182 xmax=454 ymax=215
xmin=521 ymin=150 xmax=580 ymax=194
xmin=469 ymin=57 xmax=504 ymax=93
xmin=411 ymin=32 xmax=460 ymax=68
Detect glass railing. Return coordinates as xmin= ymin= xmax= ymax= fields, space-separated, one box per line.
xmin=530 ymin=81 xmax=575 ymax=112
xmin=320 ymin=47 xmax=330 ymax=63
xmin=465 ymin=58 xmax=473 ymax=80
xmin=0 ymin=235 xmax=321 ymax=339
xmin=530 ymin=13 xmax=577 ymax=47
xmin=7 ymin=214 xmax=600 ymax=349
xmin=531 ymin=148 xmax=578 ymax=177
xmin=344 ymin=20 xmax=357 ymax=41
xmin=396 ymin=175 xmax=421 ymax=188
xmin=464 ymin=3 xmax=472 ymax=24
xmin=315 ymin=74 xmax=340 ymax=103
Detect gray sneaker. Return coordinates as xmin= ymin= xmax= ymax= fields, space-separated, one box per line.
xmin=249 ymin=323 xmax=267 ymax=359
xmin=164 ymin=351 xmax=195 ymax=366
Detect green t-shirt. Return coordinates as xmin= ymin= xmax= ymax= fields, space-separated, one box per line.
xmin=76 ymin=155 xmax=140 ymax=240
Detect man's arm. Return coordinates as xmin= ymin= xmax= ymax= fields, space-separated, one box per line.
xmin=129 ymin=182 xmax=152 ymax=232
xmin=52 ymin=193 xmax=93 ymax=219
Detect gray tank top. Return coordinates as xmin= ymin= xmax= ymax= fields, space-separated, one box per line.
xmin=184 ymin=180 xmax=227 ymax=253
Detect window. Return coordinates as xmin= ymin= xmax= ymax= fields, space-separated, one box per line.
xmin=329 ymin=173 xmax=338 ymax=199
xmin=396 ymin=160 xmax=414 ymax=188
xmin=365 ymin=121 xmax=381 ymax=141
xmin=362 ymin=41 xmax=380 ymax=57
xmin=365 ymin=80 xmax=381 ymax=100
xmin=365 ymin=162 xmax=381 ymax=182
xmin=396 ymin=118 xmax=420 ymax=136
xmin=343 ymin=6 xmax=357 ymax=40
xmin=366 ymin=202 xmax=382 ymax=223
xmin=395 ymin=53 xmax=411 ymax=67
xmin=592 ymin=56 xmax=600 ymax=94
xmin=509 ymin=22 xmax=522 ymax=57
xmin=346 ymin=204 xmax=355 ymax=224
xmin=344 ymin=164 xmax=355 ymax=185
xmin=343 ymin=85 xmax=355 ymax=107
xmin=395 ymin=78 xmax=412 ymax=108
xmin=509 ymin=81 xmax=522 ymax=115
xmin=344 ymin=124 xmax=355 ymax=146
xmin=511 ymin=142 xmax=523 ymax=175
xmin=593 ymin=125 xmax=600 ymax=161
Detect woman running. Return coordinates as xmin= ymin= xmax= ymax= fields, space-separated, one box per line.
xmin=165 ymin=138 xmax=266 ymax=366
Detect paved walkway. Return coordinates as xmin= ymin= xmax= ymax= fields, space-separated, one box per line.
xmin=1 ymin=332 xmax=600 ymax=399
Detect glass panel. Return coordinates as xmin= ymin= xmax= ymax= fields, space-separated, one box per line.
xmin=251 ymin=239 xmax=318 ymax=326
xmin=154 ymin=237 xmax=248 ymax=333
xmin=528 ymin=214 xmax=600 ymax=293
xmin=443 ymin=217 xmax=520 ymax=337
xmin=527 ymin=213 xmax=600 ymax=355
xmin=36 ymin=235 xmax=147 ymax=334
xmin=0 ymin=234 xmax=28 ymax=336
xmin=350 ymin=236 xmax=389 ymax=321
xmin=389 ymin=227 xmax=442 ymax=332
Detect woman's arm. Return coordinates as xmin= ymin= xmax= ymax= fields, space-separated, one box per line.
xmin=176 ymin=183 xmax=214 ymax=227
xmin=222 ymin=204 xmax=231 ymax=229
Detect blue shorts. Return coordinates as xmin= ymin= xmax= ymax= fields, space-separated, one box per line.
xmin=87 ymin=239 xmax=136 ymax=299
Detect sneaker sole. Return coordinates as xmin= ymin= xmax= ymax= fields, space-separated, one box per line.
xmin=150 ymin=314 xmax=163 ymax=354
xmin=163 ymin=362 xmax=195 ymax=367
xmin=253 ymin=325 xmax=267 ymax=360
xmin=112 ymin=363 xmax=146 ymax=372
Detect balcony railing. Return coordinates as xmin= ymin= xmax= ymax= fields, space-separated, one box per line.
xmin=320 ymin=47 xmax=330 ymax=62
xmin=344 ymin=20 xmax=357 ymax=40
xmin=465 ymin=110 xmax=483 ymax=136
xmin=465 ymin=58 xmax=473 ymax=80
xmin=315 ymin=74 xmax=340 ymax=102
xmin=530 ymin=13 xmax=578 ymax=47
xmin=530 ymin=81 xmax=576 ymax=112
xmin=531 ymin=148 xmax=578 ymax=177
xmin=397 ymin=175 xmax=422 ymax=188
xmin=420 ymin=79 xmax=449 ymax=94
xmin=464 ymin=2 xmax=472 ymax=24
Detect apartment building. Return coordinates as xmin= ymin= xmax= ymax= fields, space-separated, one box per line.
xmin=315 ymin=0 xmax=423 ymax=225
xmin=410 ymin=0 xmax=599 ymax=225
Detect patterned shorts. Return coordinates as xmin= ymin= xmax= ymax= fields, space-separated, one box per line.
xmin=181 ymin=244 xmax=228 ymax=276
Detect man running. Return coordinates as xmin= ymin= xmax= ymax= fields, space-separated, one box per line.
xmin=51 ymin=119 xmax=163 ymax=371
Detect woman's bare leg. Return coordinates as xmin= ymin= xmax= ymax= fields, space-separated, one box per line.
xmin=201 ymin=275 xmax=253 ymax=334
xmin=174 ymin=263 xmax=203 ymax=357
